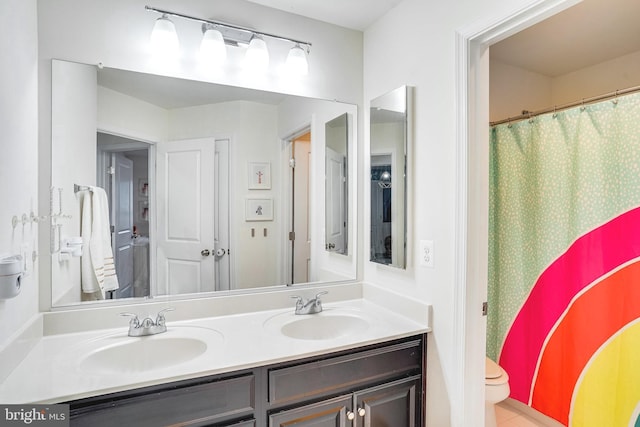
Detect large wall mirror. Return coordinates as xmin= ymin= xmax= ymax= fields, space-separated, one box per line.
xmin=50 ymin=59 xmax=357 ymax=307
xmin=369 ymin=86 xmax=413 ymax=269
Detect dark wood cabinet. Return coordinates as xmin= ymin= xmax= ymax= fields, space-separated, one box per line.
xmin=268 ymin=395 xmax=352 ymax=427
xmin=66 ymin=335 xmax=425 ymax=427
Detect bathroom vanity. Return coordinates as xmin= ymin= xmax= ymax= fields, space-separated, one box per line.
xmin=0 ymin=291 xmax=430 ymax=427
xmin=68 ymin=335 xmax=425 ymax=426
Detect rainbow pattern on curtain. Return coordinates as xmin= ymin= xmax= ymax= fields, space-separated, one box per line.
xmin=500 ymin=207 xmax=640 ymax=425
xmin=489 ymin=91 xmax=640 ymax=426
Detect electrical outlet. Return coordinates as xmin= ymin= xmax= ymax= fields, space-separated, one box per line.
xmin=419 ymin=240 xmax=434 ymax=268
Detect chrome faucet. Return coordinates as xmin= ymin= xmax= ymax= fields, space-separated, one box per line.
xmin=120 ymin=308 xmax=175 ymax=337
xmin=291 ymin=291 xmax=328 ymax=315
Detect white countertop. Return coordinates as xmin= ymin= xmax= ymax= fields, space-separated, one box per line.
xmin=0 ymin=298 xmax=429 ymax=403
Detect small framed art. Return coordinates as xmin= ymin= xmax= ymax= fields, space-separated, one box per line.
xmin=248 ymin=162 xmax=271 ymax=189
xmin=246 ymin=198 xmax=273 ymax=221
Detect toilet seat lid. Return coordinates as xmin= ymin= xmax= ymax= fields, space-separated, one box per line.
xmin=485 ymin=357 xmax=503 ymax=379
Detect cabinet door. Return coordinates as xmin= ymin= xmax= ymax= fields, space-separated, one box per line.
xmin=269 ymin=395 xmax=351 ymax=427
xmin=353 ymin=376 xmax=421 ymax=427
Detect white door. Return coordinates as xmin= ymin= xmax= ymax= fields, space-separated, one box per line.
xmin=214 ymin=139 xmax=231 ymax=291
xmin=325 ymin=146 xmax=346 ymax=254
xmin=292 ymin=138 xmax=311 ymax=284
xmin=112 ymin=153 xmax=134 ymax=298
xmin=156 ymin=138 xmax=216 ymax=295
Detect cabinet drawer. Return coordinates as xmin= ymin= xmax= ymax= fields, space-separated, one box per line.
xmin=268 ymin=339 xmax=421 ymax=406
xmin=70 ymin=374 xmax=255 ymax=427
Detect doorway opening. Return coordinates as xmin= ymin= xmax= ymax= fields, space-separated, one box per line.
xmin=286 ymin=130 xmax=312 ymax=285
xmin=96 ymin=132 xmax=151 ymax=300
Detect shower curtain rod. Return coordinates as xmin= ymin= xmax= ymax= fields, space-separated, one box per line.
xmin=490 ymin=83 xmax=640 ymax=127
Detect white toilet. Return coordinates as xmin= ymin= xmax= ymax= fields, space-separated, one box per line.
xmin=485 ymin=357 xmax=510 ymax=427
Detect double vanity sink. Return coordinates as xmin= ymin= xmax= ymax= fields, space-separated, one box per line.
xmin=0 ymin=296 xmax=429 ymax=404
xmin=74 ymin=306 xmax=372 ymax=376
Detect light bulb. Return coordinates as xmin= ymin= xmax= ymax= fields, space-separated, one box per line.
xmin=150 ymin=15 xmax=179 ymax=58
xmin=244 ymin=36 xmax=269 ymax=72
xmin=200 ymin=27 xmax=227 ymax=66
xmin=285 ymin=44 xmax=309 ymax=76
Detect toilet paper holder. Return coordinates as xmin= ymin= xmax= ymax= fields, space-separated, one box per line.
xmin=0 ymin=255 xmax=23 ymax=299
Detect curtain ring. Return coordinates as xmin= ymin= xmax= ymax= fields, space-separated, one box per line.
xmin=580 ymin=99 xmax=586 ymax=111
xmin=528 ymin=112 xmax=534 ymax=123
xmin=612 ymin=89 xmax=619 ymax=105
xmin=552 ymin=106 xmax=557 ymax=119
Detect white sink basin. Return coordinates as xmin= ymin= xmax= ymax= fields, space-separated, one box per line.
xmin=264 ymin=308 xmax=371 ymax=340
xmin=75 ymin=326 xmax=224 ymax=375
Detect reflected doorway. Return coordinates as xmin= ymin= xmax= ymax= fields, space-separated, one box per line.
xmin=288 ymin=131 xmax=312 ymax=284
xmin=97 ymin=132 xmax=151 ymax=300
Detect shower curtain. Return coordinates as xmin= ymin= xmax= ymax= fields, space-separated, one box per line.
xmin=488 ymin=92 xmax=640 ymax=426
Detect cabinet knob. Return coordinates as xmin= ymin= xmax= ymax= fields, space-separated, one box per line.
xmin=358 ymin=407 xmax=366 ymax=417
xmin=347 ymin=411 xmax=355 ymax=420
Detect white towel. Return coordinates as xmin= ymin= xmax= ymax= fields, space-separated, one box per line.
xmin=80 ymin=186 xmax=120 ymax=298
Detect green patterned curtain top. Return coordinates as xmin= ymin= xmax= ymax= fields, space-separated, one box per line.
xmin=487 ymin=91 xmax=640 ymax=360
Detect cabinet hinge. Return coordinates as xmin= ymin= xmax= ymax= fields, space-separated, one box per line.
xmin=482 ymin=302 xmax=488 ymax=316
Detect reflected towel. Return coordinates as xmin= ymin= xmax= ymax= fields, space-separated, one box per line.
xmin=80 ymin=186 xmax=119 ymax=298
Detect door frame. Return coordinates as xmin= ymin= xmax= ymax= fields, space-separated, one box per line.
xmin=454 ymin=0 xmax=581 ymax=424
xmin=281 ymin=125 xmax=312 ymax=286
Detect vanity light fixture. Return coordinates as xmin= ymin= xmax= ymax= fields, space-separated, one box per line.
xmin=285 ymin=43 xmax=309 ymax=76
xmin=199 ymin=24 xmax=227 ymax=65
xmin=244 ymin=35 xmax=270 ymax=72
xmin=145 ymin=6 xmax=311 ymax=75
xmin=150 ymin=14 xmax=179 ymax=58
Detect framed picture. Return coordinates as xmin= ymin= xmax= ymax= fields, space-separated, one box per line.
xmin=245 ymin=198 xmax=273 ymax=221
xmin=138 ymin=201 xmax=149 ymax=222
xmin=139 ymin=179 xmax=149 ymax=197
xmin=248 ymin=162 xmax=271 ymax=189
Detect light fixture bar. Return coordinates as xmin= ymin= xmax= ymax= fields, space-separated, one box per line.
xmin=145 ymin=5 xmax=312 ymax=51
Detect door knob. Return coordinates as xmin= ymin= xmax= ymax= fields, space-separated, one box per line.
xmin=215 ymin=248 xmax=226 ymax=257
xmin=201 ymin=249 xmax=211 ymax=257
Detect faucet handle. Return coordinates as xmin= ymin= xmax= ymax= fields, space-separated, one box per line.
xmin=156 ymin=307 xmax=175 ymax=325
xmin=314 ymin=291 xmax=328 ymax=300
xmin=120 ymin=312 xmax=140 ymax=327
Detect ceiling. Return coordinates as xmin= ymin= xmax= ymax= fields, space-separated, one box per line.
xmin=490 ymin=0 xmax=640 ymax=76
xmin=245 ymin=0 xmax=640 ymax=77
xmin=244 ymin=0 xmax=404 ymax=31
xmin=98 ymin=67 xmax=288 ymax=109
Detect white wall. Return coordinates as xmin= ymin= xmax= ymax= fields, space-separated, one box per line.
xmin=168 ymin=101 xmax=282 ymax=288
xmin=363 ymin=0 xmax=548 ymax=425
xmin=489 ymin=60 xmax=552 ymax=122
xmin=551 ymin=48 xmax=640 ymax=105
xmin=490 ymin=48 xmax=640 ymax=121
xmin=50 ymin=60 xmax=97 ymax=305
xmin=277 ymin=98 xmax=359 ymax=284
xmin=0 ymin=0 xmax=39 ymax=348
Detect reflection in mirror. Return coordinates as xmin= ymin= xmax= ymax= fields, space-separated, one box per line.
xmin=325 ymin=113 xmax=349 ymax=255
xmin=50 ymin=59 xmax=357 ymax=307
xmin=369 ymin=86 xmax=412 ymax=268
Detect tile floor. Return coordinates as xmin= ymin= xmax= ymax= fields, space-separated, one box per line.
xmin=496 ymin=400 xmax=564 ymax=427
